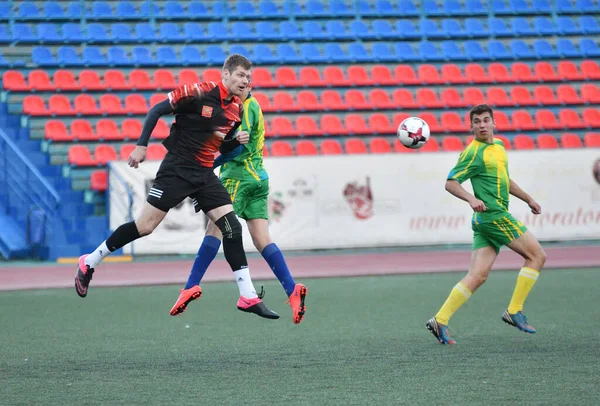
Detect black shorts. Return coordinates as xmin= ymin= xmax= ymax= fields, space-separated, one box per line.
xmin=146 ymin=153 xmax=232 ymax=213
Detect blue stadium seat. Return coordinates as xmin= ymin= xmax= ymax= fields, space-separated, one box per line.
xmin=395 ymin=20 xmax=421 ymax=40
xmin=579 ymin=38 xmax=600 ymax=57
xmin=37 ymin=23 xmax=61 ymax=43
xmin=132 ymin=47 xmax=156 ymax=66
xmin=490 ymin=18 xmax=513 ymax=37
xmin=66 ymin=1 xmax=82 ymax=19
xmin=577 ymin=0 xmax=600 ymax=12
xmin=444 ymin=0 xmax=466 ymax=16
xmin=231 ymin=22 xmax=258 ymax=41
xmin=18 ymin=2 xmax=40 ymax=19
xmin=235 ymin=1 xmax=258 ymax=18
xmin=374 ymin=0 xmax=401 ymax=17
xmin=139 ymin=2 xmax=160 ymax=17
xmin=465 ymin=41 xmax=488 ymax=60
xmin=531 ymin=0 xmax=552 ymax=12
xmin=512 ymin=18 xmax=536 ymax=36
xmin=183 ymin=23 xmax=206 ymax=41
xmin=256 ymin=22 xmax=279 ymax=41
xmin=394 ymin=42 xmax=419 ymax=61
xmin=325 ymin=43 xmax=350 ymax=63
xmin=82 ymin=47 xmax=107 ymax=66
xmin=32 ymin=46 xmax=58 ymax=66
xmin=421 ymin=19 xmax=445 ymax=39
xmin=116 ymin=2 xmax=138 ymax=19
xmin=533 ymin=17 xmax=557 ymax=36
xmin=159 ymin=22 xmax=184 ymax=42
xmin=466 ymin=0 xmax=487 ymax=15
xmin=510 ymin=0 xmax=533 ymax=14
xmin=349 ymin=20 xmax=375 ymax=40
xmin=300 ymin=43 xmax=328 ymax=63
xmin=0 ymin=3 xmax=9 ymax=20
xmin=57 ymin=46 xmax=82 ymax=66
xmin=302 ymin=21 xmax=328 ymax=41
xmin=330 ymin=0 xmax=354 ymax=17
xmin=465 ymin=18 xmax=488 ymax=38
xmin=87 ymin=23 xmax=110 ymax=43
xmin=206 ymin=45 xmax=226 ymax=65
xmin=372 ymin=20 xmax=397 ymax=40
xmin=442 ymin=19 xmax=466 ymax=38
xmin=259 ymin=1 xmax=283 ymax=18
xmin=419 ymin=41 xmax=444 ymax=61
xmin=163 ymin=1 xmax=187 ymax=19
xmin=207 ymin=22 xmax=230 ymax=41
xmin=89 ymin=2 xmax=113 ymax=19
xmin=372 ymin=43 xmax=397 ymax=62
xmin=580 ymin=16 xmax=600 ymax=34
xmin=279 ymin=21 xmax=303 ymax=41
xmin=12 ymin=24 xmax=37 ymax=43
xmin=423 ymin=0 xmax=444 ymax=16
xmin=0 ymin=26 xmax=10 ymax=44
xmin=111 ymin=23 xmax=135 ymax=43
xmin=253 ymin=45 xmax=278 ymax=64
xmin=533 ymin=39 xmax=557 ymax=58
xmin=357 ymin=0 xmax=373 ymax=15
xmin=108 ymin=46 xmax=131 ymax=66
xmin=398 ymin=0 xmax=420 ymax=15
xmin=557 ymin=16 xmax=581 ymax=35
xmin=135 ymin=23 xmax=156 ymax=42
xmin=441 ymin=41 xmax=467 ymax=60
xmin=492 ymin=0 xmax=513 ymax=14
xmin=276 ymin=44 xmax=303 ymax=63
xmin=326 ymin=21 xmax=353 ymax=41
xmin=181 ymin=46 xmax=203 ymax=65
xmin=305 ymin=1 xmax=329 ymax=17
xmin=43 ymin=2 xmax=65 ymax=19
xmin=510 ymin=40 xmax=534 ymax=58
xmin=556 ymin=0 xmax=579 ymax=13
xmin=229 ymin=45 xmax=251 ymax=59
xmin=556 ymin=38 xmax=579 ymax=58
xmin=348 ymin=43 xmax=370 ymax=62
xmin=156 ymin=47 xmax=178 ymax=66
xmin=488 ymin=40 xmax=513 ymax=59
xmin=186 ymin=1 xmax=214 ymax=19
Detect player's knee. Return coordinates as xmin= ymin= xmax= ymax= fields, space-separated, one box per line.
xmin=134 ymin=219 xmax=155 ymax=236
xmin=215 ymin=211 xmax=242 ymax=239
xmin=534 ymin=247 xmax=547 ymax=269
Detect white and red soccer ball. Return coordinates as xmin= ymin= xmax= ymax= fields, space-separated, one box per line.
xmin=397 ymin=116 xmax=431 ymax=149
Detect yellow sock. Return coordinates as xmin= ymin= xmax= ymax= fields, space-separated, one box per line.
xmin=435 ymin=282 xmax=472 ymax=325
xmin=508 ymin=267 xmax=540 ymax=314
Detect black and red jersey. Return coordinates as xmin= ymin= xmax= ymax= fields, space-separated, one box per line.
xmin=164 ymin=81 xmax=243 ymax=167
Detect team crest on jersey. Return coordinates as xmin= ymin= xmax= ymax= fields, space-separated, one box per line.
xmin=202 ymin=105 xmax=213 ymax=117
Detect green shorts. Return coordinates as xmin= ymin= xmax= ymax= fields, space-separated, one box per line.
xmin=472 ymin=213 xmax=528 ymax=254
xmin=221 ymin=178 xmax=269 ymax=221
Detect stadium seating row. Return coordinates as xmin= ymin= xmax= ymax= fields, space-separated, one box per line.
xmin=3 ymin=0 xmax=598 ymax=21
xmin=4 ymin=61 xmax=600 ymax=92
xmin=22 ymin=85 xmax=600 ymax=117
xmin=25 ymin=38 xmax=600 ymax=67
xmin=2 ymin=17 xmax=599 ymax=44
xmin=43 ymin=109 xmax=600 ymax=141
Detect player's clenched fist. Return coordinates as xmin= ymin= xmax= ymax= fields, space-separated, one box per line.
xmin=236 ymin=130 xmax=249 ymax=145
xmin=128 ymin=146 xmax=147 ymax=168
xmin=469 ymin=198 xmax=487 ymax=212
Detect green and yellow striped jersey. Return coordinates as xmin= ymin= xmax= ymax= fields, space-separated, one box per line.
xmin=219 ymin=94 xmax=268 ymax=181
xmin=447 ymin=138 xmax=510 ymax=222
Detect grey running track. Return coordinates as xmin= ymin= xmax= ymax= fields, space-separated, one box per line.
xmin=1 ymin=245 xmax=599 ymax=291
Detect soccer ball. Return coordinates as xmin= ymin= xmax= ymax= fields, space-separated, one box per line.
xmin=397 ymin=117 xmax=431 ymax=149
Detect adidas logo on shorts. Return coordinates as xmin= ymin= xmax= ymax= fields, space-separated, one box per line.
xmin=149 ymin=188 xmax=163 ymax=199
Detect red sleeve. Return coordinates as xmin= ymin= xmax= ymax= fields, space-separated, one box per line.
xmin=167 ymin=82 xmax=216 ymax=110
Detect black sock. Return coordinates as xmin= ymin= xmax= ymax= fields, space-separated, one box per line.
xmin=105 ymin=221 xmax=141 ymax=252
xmin=215 ymin=213 xmax=248 ymax=271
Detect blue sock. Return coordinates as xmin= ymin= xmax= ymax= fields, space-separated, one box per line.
xmin=185 ymin=236 xmax=221 ymax=289
xmin=261 ymin=243 xmax=296 ymax=297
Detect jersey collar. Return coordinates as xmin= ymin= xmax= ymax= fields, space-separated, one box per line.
xmin=218 ymin=81 xmax=240 ymax=106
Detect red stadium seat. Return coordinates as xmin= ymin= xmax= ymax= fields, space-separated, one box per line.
xmin=494 ymin=135 xmax=512 ymax=150
xmin=68 ymin=145 xmax=96 ymax=166
xmin=533 ymin=86 xmax=560 ymax=105
xmin=270 ymin=140 xmax=294 ymax=156
xmin=344 ymin=114 xmax=372 ymax=135
xmin=393 ymin=138 xmax=416 ymax=153
xmin=263 ymin=145 xmax=269 ymax=156
xmin=420 ymin=137 xmax=440 ymax=152
xmin=557 ymin=61 xmax=583 ymax=81
xmin=441 ymin=112 xmax=465 ymax=132
xmin=251 ymin=67 xmax=276 ymax=88
xmin=419 ymin=112 xmax=442 ymax=133
xmin=153 ymin=69 xmax=177 ymax=90
xmin=371 ymin=65 xmax=397 ymax=85
xmin=561 ymin=133 xmax=583 ymax=148
xmin=345 ymin=90 xmax=371 ymax=110
xmin=417 ymin=64 xmax=443 ymax=85
xmin=90 ymin=170 xmax=108 ymax=191
xmin=128 ymin=69 xmax=154 ymax=90
xmin=323 ymin=66 xmax=349 ymax=86
xmin=299 ymin=67 xmax=325 ymax=86
xmin=321 ymin=114 xmax=348 ymax=135
xmin=321 ymin=90 xmax=346 ymax=110
xmin=394 ymin=65 xmax=420 ymax=85
xmin=345 ymin=138 xmax=368 ymax=154
xmin=147 ymin=143 xmax=167 ymax=160
xmin=392 ymin=89 xmax=418 ymax=109
xmin=296 ymin=90 xmax=320 ymax=111
xmin=534 ymin=62 xmax=559 ymax=82
xmin=150 ymin=93 xmax=166 ymax=107
xmin=202 ymin=68 xmax=221 ymax=83
xmin=581 ymin=61 xmax=600 ymax=80
xmin=296 ymin=116 xmax=324 ymax=136
xmin=581 ymin=84 xmax=600 ymax=104
xmin=559 ymin=109 xmax=586 ymax=129
xmin=121 ymin=119 xmax=142 ymax=140
xmin=53 ymin=70 xmax=79 ymax=91
xmin=275 ymin=67 xmax=300 ymax=87
xmin=369 ymin=137 xmax=392 ymax=153
xmin=582 ymin=108 xmax=600 ymax=128
xmin=44 ymin=120 xmax=73 ymax=141
xmin=295 ymin=140 xmax=318 ymax=156
xmin=584 ymin=132 xmax=600 ymax=147
xmin=556 ymin=85 xmax=581 ymax=105
xmin=513 ymin=134 xmax=536 ymax=150
xmin=252 ymin=92 xmax=273 ymax=112
xmin=78 ymin=70 xmax=105 ymax=90
xmin=488 ymin=63 xmax=513 ymax=83
xmin=73 ymin=94 xmax=99 ymax=115
xmin=71 ymin=119 xmax=97 ymax=141
xmin=463 ymin=88 xmax=486 ymax=106
xmin=48 ymin=94 xmax=74 ymax=115
xmin=23 ymin=95 xmax=47 ymax=116
xmin=368 ymin=89 xmax=394 ymax=109
xmin=152 ymin=119 xmax=170 ymax=139
xmin=178 ymin=69 xmax=200 ymax=85
xmin=441 ymin=64 xmax=469 ymax=84
xmin=28 ymin=70 xmax=55 ymax=91
xmin=392 ymin=113 xmax=411 ymax=129
xmin=417 ymin=88 xmax=443 ymax=108
xmin=534 ymin=110 xmax=562 ymax=130
xmin=441 ymin=136 xmax=464 ymax=151
xmin=94 ymin=145 xmax=118 ymax=165
xmin=440 ymin=88 xmax=466 ymax=108
xmin=486 ymin=87 xmax=513 ymax=107
xmin=104 ymin=70 xmax=130 ymax=90
xmin=2 ymin=71 xmax=28 ymax=91
xmin=368 ymin=113 xmax=394 ymax=134
xmin=492 ymin=111 xmax=514 ymax=131
xmin=511 ymin=62 xmax=536 ymax=83
xmin=510 ymin=86 xmax=536 ymax=106
xmin=96 ymin=119 xmax=123 ymax=140
xmin=320 ymin=139 xmax=343 ymax=155
xmin=124 ymin=94 xmax=149 ymax=114
xmin=99 ymin=94 xmax=124 ymax=115
xmin=537 ymin=134 xmax=559 ymax=149
xmin=347 ymin=65 xmax=374 ymax=86
xmin=119 ymin=144 xmax=136 ymax=160
xmin=270 ymin=117 xmax=299 ymax=136
xmin=272 ymin=91 xmax=296 ymax=112
xmin=464 ymin=63 xmax=491 ymax=83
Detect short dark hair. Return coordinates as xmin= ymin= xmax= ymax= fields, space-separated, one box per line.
xmin=223 ymin=54 xmax=252 ymax=73
xmin=469 ymin=104 xmax=494 ymax=123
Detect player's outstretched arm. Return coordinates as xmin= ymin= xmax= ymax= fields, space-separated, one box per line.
xmin=445 ymin=180 xmax=487 ymax=212
xmin=128 ymin=99 xmax=174 ymax=168
xmin=509 ymin=179 xmax=541 ymax=214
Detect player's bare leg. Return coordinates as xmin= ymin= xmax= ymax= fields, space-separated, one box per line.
xmin=502 ymin=231 xmax=546 ymax=333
